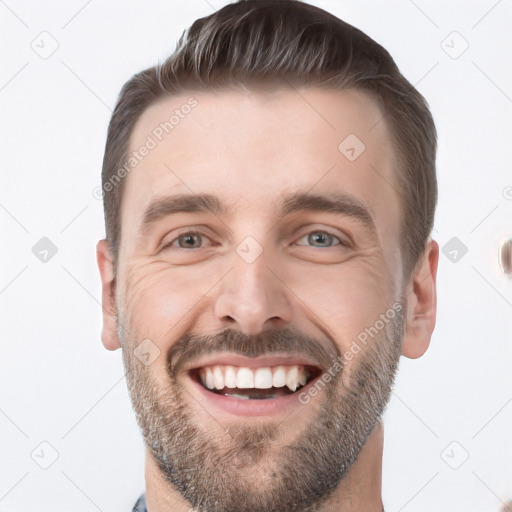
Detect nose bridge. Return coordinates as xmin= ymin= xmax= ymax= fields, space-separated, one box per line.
xmin=214 ymin=240 xmax=293 ymax=335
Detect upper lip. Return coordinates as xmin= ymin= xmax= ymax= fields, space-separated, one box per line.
xmin=183 ymin=353 xmax=324 ymax=373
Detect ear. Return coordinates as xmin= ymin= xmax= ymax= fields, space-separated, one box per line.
xmin=401 ymin=238 xmax=439 ymax=359
xmin=96 ymin=239 xmax=121 ymax=350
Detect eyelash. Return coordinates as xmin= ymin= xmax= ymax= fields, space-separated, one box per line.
xmin=162 ymin=229 xmax=350 ymax=251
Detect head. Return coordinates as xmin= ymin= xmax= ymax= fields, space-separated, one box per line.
xmin=97 ymin=1 xmax=439 ymax=511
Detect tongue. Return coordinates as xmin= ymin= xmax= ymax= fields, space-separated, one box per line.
xmin=214 ymin=386 xmax=294 ymax=400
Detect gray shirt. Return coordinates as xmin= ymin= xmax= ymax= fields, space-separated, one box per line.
xmin=132 ymin=494 xmax=147 ymax=512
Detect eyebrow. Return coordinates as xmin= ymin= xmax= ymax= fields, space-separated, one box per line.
xmin=280 ymin=192 xmax=376 ymax=233
xmin=138 ymin=191 xmax=376 ymax=238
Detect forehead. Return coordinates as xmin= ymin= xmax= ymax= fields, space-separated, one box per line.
xmin=121 ymin=86 xmax=400 ymax=249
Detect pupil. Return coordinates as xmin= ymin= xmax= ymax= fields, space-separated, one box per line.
xmin=309 ymin=231 xmax=331 ymax=247
xmin=180 ymin=234 xmax=200 ymax=248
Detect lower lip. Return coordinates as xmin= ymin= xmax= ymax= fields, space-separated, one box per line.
xmin=188 ymin=373 xmax=319 ymax=417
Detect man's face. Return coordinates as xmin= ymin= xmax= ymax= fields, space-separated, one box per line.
xmin=115 ymin=86 xmax=407 ymax=511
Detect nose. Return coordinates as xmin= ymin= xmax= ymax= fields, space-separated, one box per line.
xmin=213 ymin=249 xmax=294 ymax=336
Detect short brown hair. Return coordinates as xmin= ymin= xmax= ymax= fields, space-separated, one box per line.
xmin=101 ymin=0 xmax=437 ymax=280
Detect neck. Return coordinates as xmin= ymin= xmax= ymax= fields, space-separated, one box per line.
xmin=321 ymin=419 xmax=385 ymax=512
xmin=144 ymin=420 xmax=384 ymax=512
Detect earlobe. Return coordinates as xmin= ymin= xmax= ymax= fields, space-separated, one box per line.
xmin=401 ymin=238 xmax=439 ymax=359
xmin=96 ymin=239 xmax=121 ymax=351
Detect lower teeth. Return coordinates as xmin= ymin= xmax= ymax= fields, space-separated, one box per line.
xmin=223 ymin=392 xmax=281 ymax=400
xmin=215 ymin=386 xmax=299 ymax=400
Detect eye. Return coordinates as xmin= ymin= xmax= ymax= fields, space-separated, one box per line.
xmin=162 ymin=231 xmax=211 ymax=250
xmin=295 ymin=230 xmax=348 ymax=248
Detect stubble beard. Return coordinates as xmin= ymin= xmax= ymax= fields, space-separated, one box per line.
xmin=120 ymin=306 xmax=405 ymax=512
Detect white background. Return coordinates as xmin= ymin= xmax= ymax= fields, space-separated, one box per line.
xmin=1 ymin=1 xmax=511 ymax=511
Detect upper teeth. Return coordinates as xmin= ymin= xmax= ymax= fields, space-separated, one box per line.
xmin=199 ymin=365 xmax=308 ymax=392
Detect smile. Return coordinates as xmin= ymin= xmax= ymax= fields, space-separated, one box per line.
xmin=184 ymin=354 xmax=324 ymax=416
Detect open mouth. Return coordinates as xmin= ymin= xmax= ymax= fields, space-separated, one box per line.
xmin=189 ymin=364 xmax=322 ymax=400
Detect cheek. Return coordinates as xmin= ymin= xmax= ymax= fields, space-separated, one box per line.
xmin=119 ymin=265 xmax=216 ymax=387
xmin=285 ymin=257 xmax=394 ymax=352
xmin=121 ymin=263 xmax=218 ymax=343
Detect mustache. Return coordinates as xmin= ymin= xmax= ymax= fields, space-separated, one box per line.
xmin=167 ymin=326 xmax=341 ymax=376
